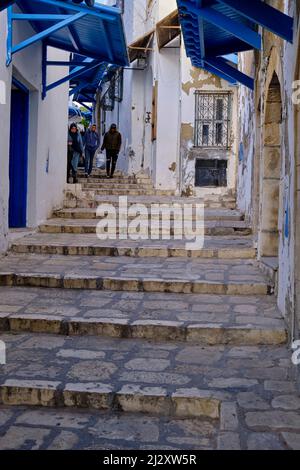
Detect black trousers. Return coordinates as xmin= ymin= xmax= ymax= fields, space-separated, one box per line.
xmin=67 ymin=149 xmax=74 ymax=181
xmin=106 ymin=150 xmax=119 ymax=176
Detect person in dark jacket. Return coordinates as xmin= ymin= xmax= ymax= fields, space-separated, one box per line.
xmin=101 ymin=123 xmax=122 ymax=178
xmin=84 ymin=124 xmax=100 ymax=177
xmin=67 ymin=123 xmax=84 ymax=184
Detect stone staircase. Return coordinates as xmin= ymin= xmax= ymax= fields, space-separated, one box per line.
xmin=0 ymin=171 xmax=299 ymax=450
xmin=63 ymin=170 xmax=237 ymax=209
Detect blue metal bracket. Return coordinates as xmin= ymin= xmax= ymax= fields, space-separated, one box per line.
xmin=6 ymin=7 xmax=88 ymax=66
xmin=182 ymin=3 xmax=262 ymax=50
xmin=200 ymin=63 xmax=237 ymax=86
xmin=205 ymin=56 xmax=254 ymax=90
xmin=42 ymin=43 xmax=103 ymax=99
xmin=177 ymin=0 xmax=294 ymax=89
xmin=78 ymin=102 xmax=93 ymax=112
xmin=216 ymin=0 xmax=294 ymax=43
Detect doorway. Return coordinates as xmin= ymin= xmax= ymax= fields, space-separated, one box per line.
xmin=8 ymin=79 xmax=29 ymax=228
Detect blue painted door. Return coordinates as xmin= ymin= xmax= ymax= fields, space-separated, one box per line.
xmin=9 ymin=85 xmax=29 ymax=228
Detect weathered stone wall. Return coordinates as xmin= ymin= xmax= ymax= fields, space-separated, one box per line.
xmin=237 ymin=0 xmax=299 ymax=339
xmin=180 ymin=50 xmax=238 ymax=197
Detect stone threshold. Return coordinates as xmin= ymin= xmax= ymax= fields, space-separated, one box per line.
xmin=0 ymin=379 xmax=220 ymax=419
xmin=53 ymin=208 xmax=244 ymax=221
xmin=0 ymin=332 xmax=295 ymax=420
xmin=11 ymin=242 xmax=256 ymax=259
xmin=0 ymin=314 xmax=287 ymax=346
xmin=0 ymin=273 xmax=272 ymax=295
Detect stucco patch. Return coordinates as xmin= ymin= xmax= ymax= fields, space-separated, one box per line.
xmin=182 ymin=68 xmax=222 ymax=95
xmin=181 ymin=123 xmax=194 ymax=142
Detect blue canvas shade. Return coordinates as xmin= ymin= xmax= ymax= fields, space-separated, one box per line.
xmin=9 ymin=0 xmax=129 ymax=65
xmin=68 ymin=105 xmax=82 ymax=119
xmin=69 ymin=54 xmax=108 ymax=103
xmin=177 ymin=0 xmax=294 ymax=89
xmin=5 ymin=0 xmax=128 ymax=98
xmin=70 ymin=54 xmax=118 ymax=106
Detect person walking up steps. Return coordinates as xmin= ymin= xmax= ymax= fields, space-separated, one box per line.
xmin=67 ymin=123 xmax=84 ymax=184
xmin=101 ymin=123 xmax=122 ymax=178
xmin=85 ymin=124 xmax=100 ymax=177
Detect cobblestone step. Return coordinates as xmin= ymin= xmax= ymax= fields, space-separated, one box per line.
xmin=10 ymin=234 xmax=256 ymax=259
xmin=67 ymin=198 xmax=237 ymax=210
xmin=80 ymin=189 xmax=176 ymax=197
xmin=53 ymin=207 xmax=244 ymax=221
xmin=0 ymin=405 xmax=222 ymax=450
xmin=0 ymin=332 xmax=297 ymax=423
xmin=81 ymin=184 xmax=151 ymax=190
xmin=37 ymin=218 xmax=251 ymax=237
xmin=82 ymin=182 xmax=153 ymax=188
xmin=0 ymin=254 xmax=272 ymax=295
xmin=1 ymin=403 xmax=299 ymax=449
xmin=77 ymin=170 xmax=124 ymax=177
xmin=80 ymin=187 xmax=237 ymax=198
xmin=0 ymin=287 xmax=286 ymax=345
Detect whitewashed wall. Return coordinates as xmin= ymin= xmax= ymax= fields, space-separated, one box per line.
xmin=0 ymin=9 xmax=69 ymax=253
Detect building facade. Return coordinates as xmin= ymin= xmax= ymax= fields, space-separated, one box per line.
xmin=237 ymin=0 xmax=300 ymax=344
xmin=97 ymin=0 xmax=239 ymax=198
xmin=0 ymin=7 xmax=69 ymax=253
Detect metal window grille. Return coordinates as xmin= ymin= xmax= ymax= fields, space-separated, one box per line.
xmin=100 ymin=88 xmax=115 ymax=111
xmin=194 ymin=92 xmax=232 ymax=148
xmin=109 ymin=68 xmax=124 ymax=103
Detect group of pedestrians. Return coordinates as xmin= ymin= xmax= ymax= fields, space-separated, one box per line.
xmin=67 ymin=123 xmax=122 ymax=183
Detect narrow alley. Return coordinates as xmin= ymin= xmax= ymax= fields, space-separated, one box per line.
xmin=0 ymin=169 xmax=298 ymax=450
xmin=0 ymin=0 xmax=300 ymax=454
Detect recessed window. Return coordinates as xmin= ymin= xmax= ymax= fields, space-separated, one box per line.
xmin=194 ymin=92 xmax=232 ymax=148
xmin=195 ymin=159 xmax=227 ymax=187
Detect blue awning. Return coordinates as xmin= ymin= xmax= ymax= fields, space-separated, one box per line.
xmin=70 ymin=59 xmax=108 ymax=103
xmin=9 ymin=0 xmax=129 ymax=65
xmin=68 ymin=105 xmax=82 ymax=119
xmin=5 ymin=0 xmax=128 ymax=99
xmin=69 ymin=54 xmax=118 ymax=104
xmin=177 ymin=0 xmax=294 ymax=89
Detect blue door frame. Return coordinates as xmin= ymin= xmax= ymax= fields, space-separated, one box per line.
xmin=9 ymin=78 xmax=29 ymax=228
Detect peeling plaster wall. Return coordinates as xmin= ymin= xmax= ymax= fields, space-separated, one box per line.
xmin=180 ymin=47 xmax=238 ymax=197
xmin=237 ymin=51 xmax=257 ymax=222
xmin=0 ymin=9 xmax=69 ymax=253
xmin=237 ymin=0 xmax=299 ymax=335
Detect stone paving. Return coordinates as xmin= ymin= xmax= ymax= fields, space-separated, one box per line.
xmin=53 ymin=207 xmax=244 ymax=220
xmin=0 ymin=173 xmax=299 ymax=449
xmin=0 ymin=404 xmax=299 ymax=450
xmin=0 ymin=333 xmax=300 ymax=449
xmin=0 ymin=406 xmax=219 ymax=450
xmin=0 ymin=287 xmax=286 ymax=345
xmin=36 ymin=218 xmax=251 ymax=236
xmin=11 ymin=233 xmax=256 ymax=258
xmin=0 ymin=254 xmax=271 ymax=295
xmin=68 ymin=194 xmax=237 ymax=210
